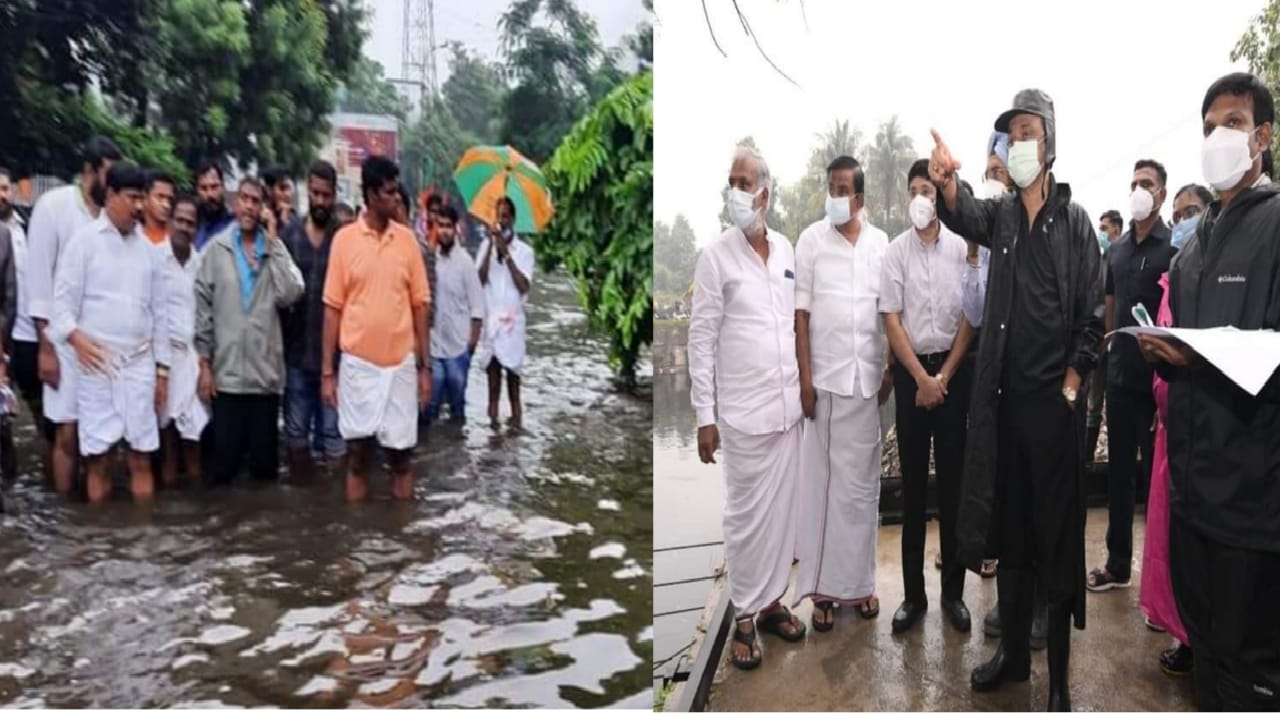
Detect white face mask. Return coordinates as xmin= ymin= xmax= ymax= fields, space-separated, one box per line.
xmin=908 ymin=194 xmax=936 ymax=230
xmin=825 ymin=194 xmax=852 ymax=226
xmin=1129 ymin=187 xmax=1154 ymax=222
xmin=1202 ymin=126 xmax=1261 ymax=192
xmin=1007 ymin=139 xmax=1043 ymax=189
xmin=726 ymin=187 xmax=764 ymax=234
xmin=983 ymin=178 xmax=1009 ymax=199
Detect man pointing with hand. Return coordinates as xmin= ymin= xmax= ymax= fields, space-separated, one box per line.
xmin=929 ymin=89 xmax=1104 ymax=712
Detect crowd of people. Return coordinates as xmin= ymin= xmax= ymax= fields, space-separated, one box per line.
xmin=0 ymin=137 xmax=536 ymax=508
xmin=687 ymin=71 xmax=1280 ymax=711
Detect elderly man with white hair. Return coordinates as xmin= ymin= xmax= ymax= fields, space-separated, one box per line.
xmin=688 ymin=145 xmax=806 ymax=671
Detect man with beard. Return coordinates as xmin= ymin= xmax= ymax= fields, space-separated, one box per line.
xmin=141 ymin=170 xmax=175 ymax=246
xmin=262 ymin=166 xmax=297 ymax=230
xmin=26 ymin=135 xmax=122 ymax=497
xmin=0 ymin=167 xmax=29 ymax=482
xmin=282 ymin=160 xmax=344 ymax=481
xmin=425 ymin=205 xmax=483 ymax=425
xmin=156 ymin=195 xmax=206 ymax=487
xmin=930 ymin=89 xmax=1104 ymax=711
xmin=193 ymin=159 xmax=234 ymax=253
xmin=195 ymin=178 xmax=304 ymax=486
xmin=50 ymin=162 xmax=170 ymax=503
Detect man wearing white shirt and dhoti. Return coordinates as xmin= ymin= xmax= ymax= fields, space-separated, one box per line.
xmin=476 ymin=196 xmax=535 ymax=430
xmin=51 ymin=163 xmax=170 ymax=503
xmin=156 ymin=195 xmax=207 ymax=486
xmin=792 ymin=156 xmax=893 ymax=633
xmin=26 ymin=135 xmax=122 ymax=497
xmin=689 ymin=145 xmax=807 ymax=671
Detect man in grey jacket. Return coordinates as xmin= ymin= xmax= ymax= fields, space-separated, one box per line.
xmin=194 ymin=177 xmax=304 ymax=485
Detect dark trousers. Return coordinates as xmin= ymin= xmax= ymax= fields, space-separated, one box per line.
xmin=894 ymin=353 xmax=969 ymax=604
xmin=1104 ymin=384 xmax=1155 ymax=579
xmin=995 ymin=390 xmax=1080 ymax=668
xmin=211 ymin=393 xmax=280 ymax=485
xmin=1170 ymin=514 xmax=1280 ymax=711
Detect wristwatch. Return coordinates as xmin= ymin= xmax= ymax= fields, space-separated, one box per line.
xmin=1063 ymin=386 xmax=1078 ymax=405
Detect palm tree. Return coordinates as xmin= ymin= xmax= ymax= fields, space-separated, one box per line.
xmin=792 ymin=118 xmax=864 ymax=226
xmin=866 ymin=115 xmax=917 ymax=236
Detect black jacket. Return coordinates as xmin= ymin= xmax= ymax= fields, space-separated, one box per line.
xmin=938 ymin=176 xmax=1105 ymax=629
xmin=1162 ymin=181 xmax=1280 ymax=553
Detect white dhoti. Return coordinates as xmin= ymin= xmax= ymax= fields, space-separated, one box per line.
xmin=337 ymin=352 xmax=418 ymax=450
xmin=475 ymin=306 xmax=527 ymax=375
xmin=42 ymin=339 xmax=80 ymax=423
xmin=793 ymin=389 xmax=882 ymax=605
xmin=721 ymin=420 xmax=803 ymax=617
xmin=77 ymin=344 xmax=159 ymax=456
xmin=161 ymin=342 xmax=209 ymax=442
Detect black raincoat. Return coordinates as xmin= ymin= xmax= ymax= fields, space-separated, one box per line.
xmin=937 ymin=176 xmax=1105 ymax=630
xmin=1162 ymin=182 xmax=1280 ymax=554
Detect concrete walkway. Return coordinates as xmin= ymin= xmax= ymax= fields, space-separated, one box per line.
xmin=709 ymin=508 xmax=1196 ymax=712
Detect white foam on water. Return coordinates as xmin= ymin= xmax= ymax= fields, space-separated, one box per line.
xmin=278 ymin=604 xmax=346 ymax=628
xmin=171 ymin=654 xmax=208 ymax=670
xmin=588 ymin=542 xmax=626 ymax=560
xmin=222 ymin=555 xmax=263 ymax=569
xmin=342 ymin=619 xmax=369 ymax=634
xmin=596 ymin=499 xmax=621 ymax=512
xmin=73 ymin=657 xmax=91 ymax=669
xmin=637 ymin=625 xmax=654 ymax=642
xmin=208 ymin=606 xmax=234 ymax=621
xmin=400 ymin=554 xmax=487 ymax=585
xmin=0 ymin=663 xmax=35 ymax=679
xmin=612 ymin=560 xmax=646 ymax=580
xmin=294 ymin=676 xmax=340 ymax=697
xmin=391 ymin=638 xmax=425 ymax=661
xmin=358 ymin=678 xmax=402 ymax=696
xmin=196 ymin=624 xmax=251 ymax=646
xmin=239 ymin=626 xmax=322 ymax=658
xmin=281 ymin=630 xmax=347 ymax=667
xmin=388 ymin=584 xmax=440 ymax=607
xmin=349 ymin=647 xmax=387 ymax=664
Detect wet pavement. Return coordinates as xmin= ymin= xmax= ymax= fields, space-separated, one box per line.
xmin=708 ymin=507 xmax=1195 ymax=712
xmin=0 ymin=272 xmax=653 ymax=709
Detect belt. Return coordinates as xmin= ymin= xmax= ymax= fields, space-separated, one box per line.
xmin=915 ymin=351 xmax=949 ymax=366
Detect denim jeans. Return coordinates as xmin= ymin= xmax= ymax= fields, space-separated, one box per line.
xmin=284 ymin=365 xmax=344 ymax=457
xmin=426 ymin=351 xmax=471 ymax=423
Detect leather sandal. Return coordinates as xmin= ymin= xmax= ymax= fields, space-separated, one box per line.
xmin=811 ymin=601 xmax=835 ymax=633
xmin=858 ymin=595 xmax=880 ymax=619
xmin=730 ymin=619 xmax=762 ymax=670
xmin=757 ymin=605 xmax=807 ymax=642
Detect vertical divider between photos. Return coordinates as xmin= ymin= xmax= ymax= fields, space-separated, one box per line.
xmin=674 ymin=590 xmax=732 ymax=712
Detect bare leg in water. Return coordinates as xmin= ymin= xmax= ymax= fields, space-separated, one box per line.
xmin=487 ymin=359 xmax=503 ymax=429
xmin=52 ymin=423 xmax=78 ymax=497
xmin=388 ymin=448 xmax=413 ymax=500
xmin=128 ymin=450 xmax=155 ymax=502
xmin=506 ymin=371 xmax=522 ymax=429
xmin=345 ymin=438 xmax=376 ymax=502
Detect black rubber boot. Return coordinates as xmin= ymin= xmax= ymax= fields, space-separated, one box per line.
xmin=1046 ymin=598 xmax=1073 ymax=712
xmin=972 ymin=567 xmax=1032 ymax=691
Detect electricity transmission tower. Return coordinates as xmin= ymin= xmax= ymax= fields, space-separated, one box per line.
xmin=400 ymin=0 xmax=439 ymax=99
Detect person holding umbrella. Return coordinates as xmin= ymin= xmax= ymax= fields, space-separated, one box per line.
xmin=453 ymin=145 xmax=552 ymax=430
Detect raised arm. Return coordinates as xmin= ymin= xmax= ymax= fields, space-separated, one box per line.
xmin=929 ymin=129 xmax=1001 ymax=246
xmin=267 ymin=235 xmax=305 ymax=308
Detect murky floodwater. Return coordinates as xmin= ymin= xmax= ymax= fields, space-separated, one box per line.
xmin=0 ymin=273 xmax=653 ymax=709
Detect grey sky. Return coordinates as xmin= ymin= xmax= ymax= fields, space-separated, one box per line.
xmin=365 ymin=0 xmax=646 ymax=83
xmin=655 ymin=0 xmax=1267 ymax=246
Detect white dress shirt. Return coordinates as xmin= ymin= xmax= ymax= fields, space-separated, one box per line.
xmin=157 ymin=239 xmax=202 ymax=348
xmin=25 ymin=183 xmax=97 ymax=325
xmin=5 ymin=217 xmax=36 ymax=343
xmin=688 ymin=226 xmax=801 ymax=434
xmin=794 ymin=218 xmax=889 ymax=399
xmin=431 ymin=244 xmax=485 ymax=359
xmin=879 ymin=223 xmax=968 ymax=356
xmin=962 ymin=245 xmax=990 ymax=329
xmin=51 ymin=217 xmax=171 ymax=367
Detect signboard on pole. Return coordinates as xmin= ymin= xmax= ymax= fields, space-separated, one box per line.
xmin=320 ymin=112 xmax=399 ymax=206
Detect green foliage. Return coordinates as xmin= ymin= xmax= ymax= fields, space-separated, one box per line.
xmin=443 ymin=43 xmax=508 ymax=140
xmin=335 ymin=56 xmax=410 ymax=121
xmin=865 ymin=115 xmax=916 ymax=237
xmin=654 ymin=214 xmax=697 ymax=298
xmin=541 ymin=71 xmax=653 ymax=384
xmin=1231 ymin=0 xmax=1280 ymax=164
xmin=399 ymin=98 xmax=480 ymax=203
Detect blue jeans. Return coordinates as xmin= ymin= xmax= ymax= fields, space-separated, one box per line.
xmin=284 ymin=366 xmax=344 ymax=457
xmin=426 ymin=351 xmax=471 ymax=423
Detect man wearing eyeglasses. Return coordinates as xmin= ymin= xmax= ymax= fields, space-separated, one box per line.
xmin=929 ymin=89 xmax=1105 ymax=712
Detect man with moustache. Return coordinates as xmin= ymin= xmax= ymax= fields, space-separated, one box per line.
xmin=425 ymin=205 xmax=484 ymax=425
xmin=193 ymin=159 xmax=234 ymax=253
xmin=156 ymin=195 xmax=207 ymax=487
xmin=50 ymin=163 xmax=170 ymax=503
xmin=26 ymin=135 xmax=122 ymax=497
xmin=282 ymin=160 xmax=344 ymax=481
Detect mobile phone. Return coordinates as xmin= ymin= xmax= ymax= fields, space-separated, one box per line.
xmin=1132 ymin=303 xmax=1154 ymax=328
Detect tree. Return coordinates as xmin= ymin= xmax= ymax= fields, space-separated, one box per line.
xmin=655 ymin=214 xmax=697 ymax=298
xmin=866 ymin=115 xmax=917 ymax=237
xmin=541 ymin=71 xmax=653 ymax=386
xmin=442 ymin=43 xmax=507 ymax=140
xmin=399 ymin=98 xmax=478 ymax=203
xmin=786 ymin=118 xmax=863 ymax=231
xmin=1232 ymin=0 xmax=1280 ymax=163
xmin=336 ymin=56 xmax=410 ymax=120
xmin=498 ymin=0 xmax=607 ymax=162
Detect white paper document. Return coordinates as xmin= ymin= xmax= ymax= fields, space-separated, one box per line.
xmin=1111 ymin=325 xmax=1280 ymax=396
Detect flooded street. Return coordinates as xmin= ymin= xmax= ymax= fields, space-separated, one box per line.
xmin=0 ymin=272 xmax=653 ymax=709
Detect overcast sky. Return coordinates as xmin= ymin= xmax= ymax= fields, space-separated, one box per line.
xmin=655 ymin=0 xmax=1266 ymax=247
xmin=366 ymin=0 xmax=646 ymax=84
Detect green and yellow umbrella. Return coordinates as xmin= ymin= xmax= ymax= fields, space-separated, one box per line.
xmin=453 ymin=145 xmax=554 ymax=234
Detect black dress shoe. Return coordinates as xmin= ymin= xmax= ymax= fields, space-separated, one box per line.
xmin=1159 ymin=643 xmax=1194 ymax=676
xmin=942 ymin=597 xmax=971 ymax=632
xmin=1047 ymin=686 xmax=1071 ymax=712
xmin=891 ymin=599 xmax=927 ymax=634
xmin=971 ymin=643 xmax=1031 ymax=692
xmin=983 ymin=605 xmax=1001 ymax=638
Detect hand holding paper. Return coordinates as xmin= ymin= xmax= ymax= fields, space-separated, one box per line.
xmin=1131 ymin=325 xmax=1280 ymax=396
